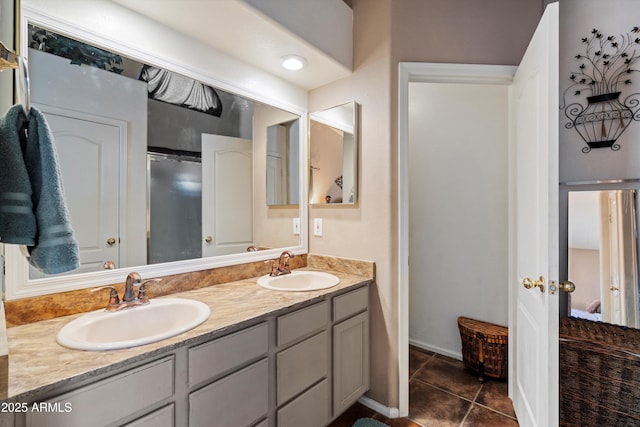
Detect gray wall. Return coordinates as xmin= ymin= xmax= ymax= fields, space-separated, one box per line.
xmin=559 ymin=0 xmax=640 ymax=183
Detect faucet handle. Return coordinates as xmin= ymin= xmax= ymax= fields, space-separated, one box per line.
xmin=265 ymin=260 xmax=278 ymax=277
xmin=280 ymin=251 xmax=294 ymax=274
xmin=282 ymin=257 xmax=292 ymax=274
xmin=137 ymin=279 xmax=161 ymax=303
xmin=91 ymin=286 xmax=120 ymax=307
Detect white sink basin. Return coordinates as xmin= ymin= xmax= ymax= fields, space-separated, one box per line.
xmin=257 ymin=270 xmax=340 ymax=292
xmin=56 ymin=298 xmax=211 ymax=351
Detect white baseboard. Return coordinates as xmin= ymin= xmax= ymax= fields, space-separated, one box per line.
xmin=409 ymin=338 xmax=463 ymax=361
xmin=358 ymin=395 xmax=400 ymax=419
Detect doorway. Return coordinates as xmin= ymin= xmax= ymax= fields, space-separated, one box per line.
xmin=398 ymin=63 xmax=516 ymax=416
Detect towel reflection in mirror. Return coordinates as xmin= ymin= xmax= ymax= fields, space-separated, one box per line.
xmin=140 ymin=65 xmax=222 ymax=117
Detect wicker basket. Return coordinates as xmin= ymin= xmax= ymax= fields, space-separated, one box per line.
xmin=457 ymin=316 xmax=508 ymax=382
xmin=560 ymin=317 xmax=640 ymax=427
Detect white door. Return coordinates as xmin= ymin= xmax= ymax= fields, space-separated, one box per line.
xmin=201 ymin=134 xmax=253 ymax=257
xmin=39 ymin=110 xmax=122 ymax=274
xmin=266 ymin=154 xmax=284 ymax=205
xmin=509 ymin=4 xmax=559 ymax=427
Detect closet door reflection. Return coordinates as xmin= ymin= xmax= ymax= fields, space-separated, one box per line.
xmin=568 ymin=190 xmax=640 ymax=328
xmin=148 ymin=153 xmax=202 ymax=264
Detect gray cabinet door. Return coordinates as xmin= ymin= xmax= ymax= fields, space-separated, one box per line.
xmin=26 ymin=357 xmax=174 ymax=427
xmin=277 ymin=379 xmax=329 ymax=427
xmin=333 ymin=311 xmax=369 ymax=416
xmin=276 ymin=331 xmax=328 ymax=405
xmin=125 ymin=405 xmax=174 ymax=427
xmin=189 ymin=359 xmax=269 ymax=427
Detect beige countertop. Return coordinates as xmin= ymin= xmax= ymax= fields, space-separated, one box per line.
xmin=3 ymin=268 xmax=371 ymax=402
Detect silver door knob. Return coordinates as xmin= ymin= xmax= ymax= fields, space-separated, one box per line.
xmin=204 ymin=236 xmax=213 ymax=243
xmin=106 ymin=237 xmax=117 ymax=246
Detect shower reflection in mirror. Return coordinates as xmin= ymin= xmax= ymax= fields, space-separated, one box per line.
xmin=568 ymin=190 xmax=640 ymax=328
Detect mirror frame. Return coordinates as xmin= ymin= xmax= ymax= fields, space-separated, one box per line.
xmin=308 ymin=101 xmax=359 ymax=206
xmin=5 ymin=4 xmax=308 ymax=300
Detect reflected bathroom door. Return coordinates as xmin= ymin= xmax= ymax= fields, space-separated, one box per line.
xmin=38 ymin=108 xmax=122 ymax=275
xmin=201 ymin=134 xmax=253 ymax=257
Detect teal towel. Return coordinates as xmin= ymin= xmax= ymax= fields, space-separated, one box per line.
xmin=352 ymin=418 xmax=389 ymax=427
xmin=0 ymin=104 xmax=80 ymax=274
xmin=22 ymin=106 xmax=80 ymax=274
xmin=0 ymin=105 xmax=37 ymax=245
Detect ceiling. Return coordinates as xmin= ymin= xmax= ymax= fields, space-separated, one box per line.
xmin=112 ymin=0 xmax=352 ymax=90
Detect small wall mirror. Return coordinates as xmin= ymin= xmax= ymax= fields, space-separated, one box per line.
xmin=309 ymin=101 xmax=358 ymax=205
xmin=568 ymin=189 xmax=640 ymax=328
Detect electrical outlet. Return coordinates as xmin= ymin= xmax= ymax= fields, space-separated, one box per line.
xmin=293 ymin=218 xmax=300 ymax=235
xmin=314 ymin=218 xmax=323 ymax=237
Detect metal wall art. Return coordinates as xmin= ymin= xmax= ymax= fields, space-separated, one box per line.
xmin=562 ymin=27 xmax=640 ymax=153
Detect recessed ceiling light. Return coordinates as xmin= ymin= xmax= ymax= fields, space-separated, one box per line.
xmin=281 ymin=55 xmax=307 ymax=71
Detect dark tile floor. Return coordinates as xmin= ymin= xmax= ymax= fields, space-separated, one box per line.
xmin=329 ymin=346 xmax=518 ymax=427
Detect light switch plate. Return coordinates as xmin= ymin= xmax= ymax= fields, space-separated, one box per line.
xmin=293 ymin=218 xmax=300 ymax=235
xmin=314 ymin=218 xmax=323 ymax=237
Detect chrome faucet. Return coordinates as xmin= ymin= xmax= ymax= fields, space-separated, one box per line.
xmin=266 ymin=250 xmax=295 ymax=277
xmin=93 ymin=272 xmax=161 ymax=311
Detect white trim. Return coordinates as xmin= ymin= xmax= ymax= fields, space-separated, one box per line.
xmin=397 ymin=62 xmax=516 ymax=418
xmin=357 ymin=395 xmax=400 ymax=419
xmin=409 ymin=338 xmax=463 ymax=362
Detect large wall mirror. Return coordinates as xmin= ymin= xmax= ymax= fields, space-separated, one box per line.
xmin=309 ymin=101 xmax=358 ymax=205
xmin=5 ymin=3 xmax=308 ymax=299
xmin=567 ymin=188 xmax=640 ymax=328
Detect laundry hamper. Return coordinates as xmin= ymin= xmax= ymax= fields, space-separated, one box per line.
xmin=457 ymin=316 xmax=508 ymax=382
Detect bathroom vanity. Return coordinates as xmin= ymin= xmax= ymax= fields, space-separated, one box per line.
xmin=0 ymin=269 xmax=370 ymax=427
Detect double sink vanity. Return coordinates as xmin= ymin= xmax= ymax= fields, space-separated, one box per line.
xmin=0 ymin=255 xmax=373 ymax=427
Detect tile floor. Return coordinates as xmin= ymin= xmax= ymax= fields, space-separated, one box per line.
xmin=329 ymin=346 xmax=518 ymax=427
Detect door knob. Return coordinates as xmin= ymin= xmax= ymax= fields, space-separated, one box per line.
xmin=610 ymin=285 xmax=619 ymax=292
xmin=103 ymin=261 xmax=116 ymax=270
xmin=558 ymin=281 xmax=576 ymax=293
xmin=204 ymin=236 xmax=213 ymax=244
xmin=106 ymin=237 xmax=117 ymax=246
xmin=522 ymin=276 xmax=545 ymax=293
xmin=549 ymin=280 xmax=576 ymax=295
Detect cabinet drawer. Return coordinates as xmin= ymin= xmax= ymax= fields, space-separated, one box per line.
xmin=189 ymin=359 xmax=268 ymax=427
xmin=26 ymin=356 xmax=174 ymax=427
xmin=277 ymin=331 xmax=328 ymax=405
xmin=277 ymin=379 xmax=328 ymax=427
xmin=277 ymin=301 xmax=328 ymax=347
xmin=188 ymin=322 xmax=268 ymax=387
xmin=125 ymin=404 xmax=174 ymax=427
xmin=333 ymin=285 xmax=368 ymax=322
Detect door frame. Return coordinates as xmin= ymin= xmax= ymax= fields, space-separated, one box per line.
xmin=397 ymin=62 xmax=516 ymax=417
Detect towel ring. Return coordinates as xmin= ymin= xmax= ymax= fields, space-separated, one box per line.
xmin=0 ymin=40 xmax=31 ymax=119
xmin=17 ymin=56 xmax=31 ymax=119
